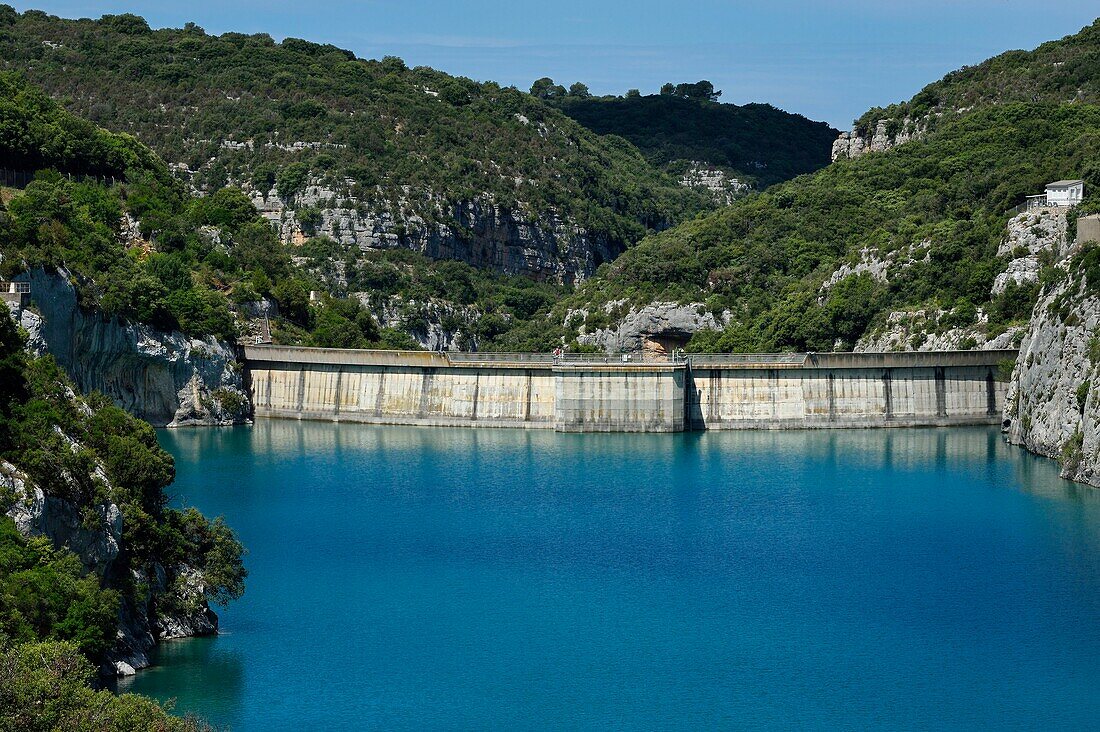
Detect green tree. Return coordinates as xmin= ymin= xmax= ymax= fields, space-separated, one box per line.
xmin=0 ymin=641 xmax=210 ymax=731
xmin=530 ymin=77 xmax=566 ymax=100
xmin=567 ymin=82 xmax=591 ymax=98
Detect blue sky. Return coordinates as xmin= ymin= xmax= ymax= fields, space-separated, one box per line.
xmin=11 ymin=1 xmax=1100 ymax=127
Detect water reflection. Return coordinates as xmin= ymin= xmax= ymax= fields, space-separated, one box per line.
xmin=142 ymin=421 xmax=1100 ymax=730
xmin=116 ymin=636 xmax=245 ymax=726
xmin=159 ymin=421 xmax=1096 ymax=506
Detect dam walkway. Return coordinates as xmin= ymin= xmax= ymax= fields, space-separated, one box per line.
xmin=241 ymin=346 xmax=1017 ymax=433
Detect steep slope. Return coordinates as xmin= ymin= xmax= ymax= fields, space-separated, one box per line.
xmin=836 ymin=17 xmax=1100 ymax=158
xmin=1003 ymin=211 xmax=1100 ymax=487
xmin=0 ymin=72 xmax=577 ymax=369
xmin=561 ymin=103 xmax=1100 ymax=352
xmin=0 ymin=313 xmax=246 ymax=680
xmin=0 ymin=7 xmax=706 ymax=282
xmin=553 ymin=93 xmax=838 ymax=191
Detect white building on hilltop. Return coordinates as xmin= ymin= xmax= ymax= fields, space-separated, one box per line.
xmin=1045 ymin=179 xmax=1085 ymax=207
xmin=1022 ymin=179 xmax=1085 ymax=211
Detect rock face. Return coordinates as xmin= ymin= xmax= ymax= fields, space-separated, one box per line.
xmin=252 ymin=180 xmax=617 ymax=284
xmin=112 ymin=564 xmax=218 ymax=675
xmin=991 ymin=208 xmax=1069 ymax=295
xmin=832 ymin=117 xmax=927 ymax=161
xmin=574 ymin=301 xmax=728 ymax=353
xmin=856 ymin=308 xmax=1024 ymax=352
xmin=3 ymin=464 xmax=123 ymax=575
xmin=361 ymin=294 xmax=484 ymax=352
xmin=9 ymin=269 xmax=250 ymax=427
xmin=819 ymin=243 xmax=929 ymax=296
xmin=1003 ymin=267 xmax=1100 ymax=488
xmin=2 ymin=459 xmax=218 ymax=676
xmin=678 ymin=163 xmax=750 ymax=205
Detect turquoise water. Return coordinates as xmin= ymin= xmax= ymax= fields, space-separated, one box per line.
xmin=123 ymin=422 xmax=1100 ymax=730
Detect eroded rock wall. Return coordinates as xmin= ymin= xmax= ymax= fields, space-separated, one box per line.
xmin=1003 ymin=272 xmax=1100 ymax=487
xmin=9 ymin=269 xmax=249 ymax=427
xmin=992 ymin=208 xmax=1069 ymax=295
xmin=253 ymin=181 xmax=617 ymax=284
xmin=832 ymin=117 xmax=928 ymax=162
xmin=573 ymin=301 xmax=728 ymax=353
xmin=2 ymin=458 xmax=218 ymax=676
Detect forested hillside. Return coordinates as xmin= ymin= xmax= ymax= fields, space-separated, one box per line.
xmin=557 ymin=18 xmax=1100 ymax=353
xmin=852 ymin=18 xmax=1100 ymax=140
xmin=0 ymin=72 xmax=577 ymax=354
xmin=0 ymin=310 xmax=237 ymax=727
xmin=552 ymin=91 xmax=837 ymax=189
xmin=565 ymin=103 xmax=1100 ymax=351
xmin=0 ymin=7 xmax=708 ymax=281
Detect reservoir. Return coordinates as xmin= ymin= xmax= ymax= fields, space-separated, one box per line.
xmin=125 ymin=422 xmax=1100 ymax=729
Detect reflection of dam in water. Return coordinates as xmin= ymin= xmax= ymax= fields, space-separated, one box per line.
xmin=139 ymin=420 xmax=1100 ymax=729
xmin=242 ymin=347 xmax=1018 ymax=433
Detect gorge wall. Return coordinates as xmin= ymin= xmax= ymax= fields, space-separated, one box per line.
xmin=8 ymin=269 xmax=249 ymax=427
xmin=254 ymin=181 xmax=619 ymax=284
xmin=1004 ymin=250 xmax=1100 ymax=487
xmin=831 ymin=116 xmax=928 ymax=161
xmin=2 ymin=447 xmax=218 ymax=677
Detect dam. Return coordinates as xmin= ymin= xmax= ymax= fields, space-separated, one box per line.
xmin=243 ymin=347 xmax=1016 ymax=433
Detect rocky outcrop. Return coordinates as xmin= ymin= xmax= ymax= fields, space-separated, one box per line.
xmin=819 ymin=243 xmax=929 ymax=296
xmin=574 ymin=301 xmax=728 ymax=353
xmin=252 ymin=180 xmax=618 ymax=284
xmin=3 ymin=462 xmax=123 ymax=575
xmin=2 ymin=459 xmax=218 ymax=677
xmin=678 ymin=163 xmax=750 ymax=205
xmin=832 ymin=116 xmax=928 ymax=161
xmin=112 ymin=564 xmax=218 ymax=676
xmin=991 ymin=208 xmax=1069 ymax=295
xmin=9 ymin=269 xmax=249 ymax=427
xmin=360 ymin=294 xmax=484 ymax=352
xmin=1003 ymin=264 xmax=1100 ymax=487
xmin=856 ymin=307 xmax=1024 ymax=352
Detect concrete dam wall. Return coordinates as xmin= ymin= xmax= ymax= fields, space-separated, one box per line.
xmin=243 ymin=347 xmax=1016 ymax=433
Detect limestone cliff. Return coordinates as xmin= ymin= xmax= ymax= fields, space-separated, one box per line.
xmin=360 ymin=294 xmax=484 ymax=352
xmin=677 ymin=163 xmax=751 ymax=206
xmin=253 ymin=180 xmax=618 ymax=284
xmin=992 ymin=208 xmax=1070 ymax=295
xmin=856 ymin=308 xmax=1025 ymax=352
xmin=832 ymin=116 xmax=928 ymax=162
xmin=573 ymin=301 xmax=728 ymax=354
xmin=1003 ymin=252 xmax=1100 ymax=488
xmin=9 ymin=269 xmax=249 ymax=427
xmin=2 ymin=456 xmax=218 ymax=677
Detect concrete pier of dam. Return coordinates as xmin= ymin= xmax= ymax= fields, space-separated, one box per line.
xmin=243 ymin=347 xmax=1017 ymax=433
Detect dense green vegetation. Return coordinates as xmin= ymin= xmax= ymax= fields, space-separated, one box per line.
xmin=0 ymin=313 xmax=247 ymax=631
xmin=293 ymin=237 xmax=569 ymax=350
xmin=0 ymin=7 xmax=706 ymax=254
xmin=0 ymin=641 xmax=210 ymax=730
xmin=566 ymin=103 xmax=1100 ymax=351
xmin=856 ymin=18 xmax=1100 ymax=132
xmin=0 ymin=73 xmax=165 ymax=179
xmin=0 ymin=71 xmax=265 ymax=339
xmin=0 ymin=310 xmax=240 ymax=727
xmin=0 ymin=71 xmax=496 ymax=350
xmin=552 ymin=90 xmax=837 ymax=188
xmin=0 ymin=517 xmax=118 ymax=658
